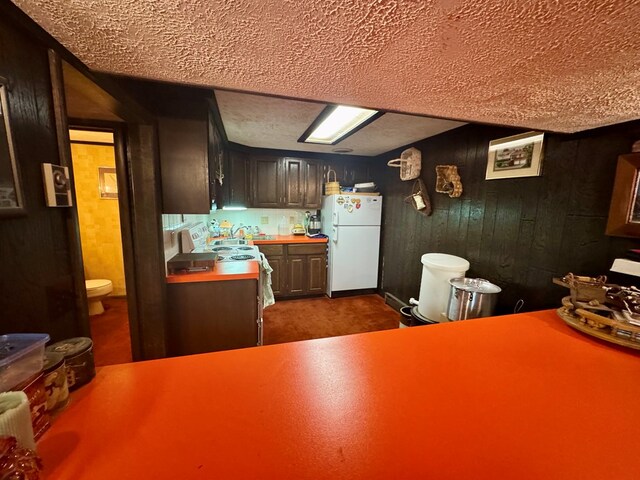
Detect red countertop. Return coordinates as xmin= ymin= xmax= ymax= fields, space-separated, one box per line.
xmin=165 ymin=236 xmax=326 ymax=283
xmin=38 ymin=310 xmax=640 ymax=479
xmin=165 ymin=260 xmax=259 ymax=283
xmin=252 ymin=234 xmax=328 ymax=244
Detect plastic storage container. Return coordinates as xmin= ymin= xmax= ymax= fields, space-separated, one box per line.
xmin=0 ymin=334 xmax=50 ymax=393
xmin=418 ymin=254 xmax=470 ymax=322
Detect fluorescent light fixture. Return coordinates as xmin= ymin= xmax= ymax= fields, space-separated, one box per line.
xmin=299 ymin=105 xmax=381 ymax=145
xmin=69 ymin=129 xmax=114 ymax=145
xmin=222 ymin=206 xmax=247 ymax=211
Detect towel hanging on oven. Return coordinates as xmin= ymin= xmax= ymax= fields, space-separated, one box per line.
xmin=387 ymin=147 xmax=422 ymax=181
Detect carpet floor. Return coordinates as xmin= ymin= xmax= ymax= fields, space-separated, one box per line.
xmin=89 ymin=297 xmax=133 ymax=367
xmin=89 ymin=295 xmax=399 ymax=363
xmin=263 ymin=294 xmax=399 ymax=345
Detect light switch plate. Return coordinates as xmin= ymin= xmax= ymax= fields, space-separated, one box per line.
xmin=42 ymin=163 xmax=72 ymax=207
xmin=261 ymin=216 xmax=269 ymax=225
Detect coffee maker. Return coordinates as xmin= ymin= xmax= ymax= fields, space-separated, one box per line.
xmin=308 ymin=210 xmax=321 ymax=235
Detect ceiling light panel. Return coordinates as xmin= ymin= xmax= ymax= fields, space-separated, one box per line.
xmin=302 ymin=106 xmax=380 ymax=144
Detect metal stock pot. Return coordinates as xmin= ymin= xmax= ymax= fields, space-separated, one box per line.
xmin=446 ymin=277 xmax=501 ymax=321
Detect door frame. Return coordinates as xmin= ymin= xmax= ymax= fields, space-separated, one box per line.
xmin=49 ymin=50 xmax=168 ymax=360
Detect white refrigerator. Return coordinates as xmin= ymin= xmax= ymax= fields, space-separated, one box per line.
xmin=321 ymin=194 xmax=383 ymax=297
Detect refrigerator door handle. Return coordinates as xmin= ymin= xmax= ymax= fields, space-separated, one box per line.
xmin=332 ymin=210 xmax=339 ymax=226
xmin=332 ymin=226 xmax=338 ymax=243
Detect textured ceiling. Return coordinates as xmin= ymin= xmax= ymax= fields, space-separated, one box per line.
xmin=12 ymin=0 xmax=640 ymax=133
xmin=215 ymin=90 xmax=464 ymax=156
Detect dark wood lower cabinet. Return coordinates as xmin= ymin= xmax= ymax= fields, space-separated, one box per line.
xmin=167 ymin=279 xmax=259 ymax=356
xmin=287 ymin=255 xmax=306 ymax=295
xmin=261 ymin=243 xmax=327 ymax=299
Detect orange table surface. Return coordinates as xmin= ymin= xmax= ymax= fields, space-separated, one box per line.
xmin=38 ymin=310 xmax=640 ymax=479
xmin=165 ymin=260 xmax=259 ymax=283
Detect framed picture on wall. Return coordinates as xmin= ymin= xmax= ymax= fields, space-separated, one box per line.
xmin=606 ymin=153 xmax=640 ymax=238
xmin=98 ymin=166 xmax=118 ymax=199
xmin=486 ymin=131 xmax=544 ymax=180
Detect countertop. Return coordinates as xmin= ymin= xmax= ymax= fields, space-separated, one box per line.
xmin=38 ymin=310 xmax=640 ymax=479
xmin=165 ymin=235 xmax=326 ymax=283
xmin=252 ymin=234 xmax=328 ymax=245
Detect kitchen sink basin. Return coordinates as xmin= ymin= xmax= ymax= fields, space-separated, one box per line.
xmin=211 ymin=239 xmax=249 ymax=246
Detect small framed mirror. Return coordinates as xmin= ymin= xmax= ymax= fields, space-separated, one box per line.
xmin=0 ymin=76 xmax=25 ymax=216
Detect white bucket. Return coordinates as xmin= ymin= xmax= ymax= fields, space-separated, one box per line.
xmin=418 ymin=253 xmax=470 ymax=322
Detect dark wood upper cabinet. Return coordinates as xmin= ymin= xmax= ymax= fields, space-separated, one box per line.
xmin=251 ymin=155 xmax=282 ymax=208
xmin=250 ymin=154 xmax=321 ymax=209
xmin=303 ymin=160 xmax=322 ymax=209
xmin=283 ymin=158 xmax=305 ymax=208
xmin=223 ymin=150 xmax=250 ymax=208
xmin=158 ymin=116 xmax=210 ymax=214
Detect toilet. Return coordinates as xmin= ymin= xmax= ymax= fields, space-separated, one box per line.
xmin=85 ymin=279 xmax=113 ymax=316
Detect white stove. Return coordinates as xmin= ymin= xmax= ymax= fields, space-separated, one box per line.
xmin=180 ymin=223 xmax=260 ymax=262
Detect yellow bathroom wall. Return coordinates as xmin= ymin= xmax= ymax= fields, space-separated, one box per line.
xmin=71 ymin=143 xmax=126 ymax=296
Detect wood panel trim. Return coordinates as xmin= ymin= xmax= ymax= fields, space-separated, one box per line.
xmin=48 ymin=49 xmax=90 ymax=337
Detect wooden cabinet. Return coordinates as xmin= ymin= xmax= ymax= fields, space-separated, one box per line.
xmin=260 ymin=243 xmax=327 ymax=298
xmin=283 ymin=158 xmax=304 ymax=208
xmin=250 ymin=155 xmax=321 ymax=209
xmin=323 ymin=160 xmax=371 ymax=188
xmin=251 ymin=155 xmax=282 ymax=208
xmin=167 ymin=279 xmax=259 ymax=355
xmin=158 ymin=116 xmax=210 ymax=214
xmin=303 ymin=160 xmax=322 ymax=209
xmin=307 ymin=254 xmax=327 ymax=293
xmin=222 ymin=150 xmax=250 ymax=208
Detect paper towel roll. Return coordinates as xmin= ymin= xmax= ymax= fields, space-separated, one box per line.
xmin=0 ymin=391 xmax=36 ymax=451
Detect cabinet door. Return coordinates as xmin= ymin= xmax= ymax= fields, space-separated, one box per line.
xmin=304 ymin=160 xmax=322 ymax=209
xmin=225 ymin=150 xmax=250 ymax=208
xmin=283 ymin=158 xmax=304 ymax=208
xmin=307 ymin=254 xmax=327 ymax=294
xmin=267 ymin=256 xmax=285 ymax=297
xmin=251 ymin=155 xmax=282 ymax=207
xmin=287 ymin=255 xmax=306 ymax=295
xmin=158 ymin=116 xmax=209 ymax=213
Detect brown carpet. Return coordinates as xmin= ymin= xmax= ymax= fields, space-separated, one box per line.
xmin=89 ymin=297 xmax=133 ymax=367
xmin=263 ymin=294 xmax=399 ymax=345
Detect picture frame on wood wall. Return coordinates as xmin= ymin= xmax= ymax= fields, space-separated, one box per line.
xmin=606 ymin=153 xmax=640 ymax=238
xmin=485 ymin=131 xmax=544 ymax=180
xmin=0 ymin=76 xmax=26 ymax=216
xmin=98 ymin=166 xmax=118 ymax=199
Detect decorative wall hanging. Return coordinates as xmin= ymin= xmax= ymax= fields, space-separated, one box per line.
xmin=404 ymin=178 xmax=432 ymax=216
xmin=606 ymin=153 xmax=640 ymax=238
xmin=486 ymin=131 xmax=544 ymax=180
xmin=0 ymin=76 xmax=25 ymax=216
xmin=435 ymin=165 xmax=463 ymax=198
xmin=388 ymin=147 xmax=421 ymax=181
xmin=98 ymin=166 xmax=118 ymax=199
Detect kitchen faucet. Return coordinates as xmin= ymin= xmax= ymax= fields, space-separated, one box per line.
xmin=230 ymin=223 xmax=244 ymax=238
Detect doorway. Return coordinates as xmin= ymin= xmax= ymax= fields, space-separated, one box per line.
xmin=69 ymin=127 xmax=132 ymax=366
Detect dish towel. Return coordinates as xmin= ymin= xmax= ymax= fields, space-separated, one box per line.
xmin=0 ymin=391 xmax=36 ymax=451
xmin=259 ymin=252 xmax=275 ymax=309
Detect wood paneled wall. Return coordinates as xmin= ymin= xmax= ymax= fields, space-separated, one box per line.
xmin=374 ymin=122 xmax=640 ymax=314
xmin=0 ymin=17 xmax=83 ymax=339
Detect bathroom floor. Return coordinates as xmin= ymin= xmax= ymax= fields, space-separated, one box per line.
xmin=89 ymin=297 xmax=132 ymax=366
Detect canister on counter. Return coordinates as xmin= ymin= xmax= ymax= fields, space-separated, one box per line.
xmin=42 ymin=351 xmax=69 ymax=412
xmin=46 ymin=337 xmax=95 ymax=391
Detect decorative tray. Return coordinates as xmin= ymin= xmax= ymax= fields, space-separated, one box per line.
xmin=554 ymin=273 xmax=640 ymax=350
